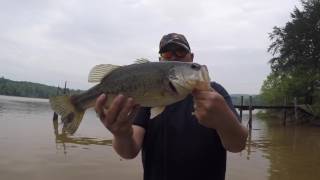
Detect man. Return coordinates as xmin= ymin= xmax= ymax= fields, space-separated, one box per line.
xmin=95 ymin=33 xmax=248 ymax=180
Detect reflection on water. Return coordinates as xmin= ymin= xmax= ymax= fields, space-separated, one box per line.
xmin=54 ymin=129 xmax=112 ymax=146
xmin=0 ymin=95 xmax=142 ymax=180
xmin=52 ymin=118 xmax=112 ymax=154
xmin=262 ymin=123 xmax=320 ymax=180
xmin=226 ymin=117 xmax=271 ymax=180
xmin=227 ymin=113 xmax=320 ymax=180
xmin=1 ymin=95 xmax=320 ymax=180
xmin=245 ymin=130 xmax=272 ymax=159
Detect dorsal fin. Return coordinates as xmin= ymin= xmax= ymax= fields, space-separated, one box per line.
xmin=134 ymin=58 xmax=151 ymax=64
xmin=88 ymin=64 xmax=120 ymax=83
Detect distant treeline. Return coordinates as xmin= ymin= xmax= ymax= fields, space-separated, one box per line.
xmin=0 ymin=77 xmax=82 ymax=99
xmin=1 ymin=77 xmax=264 ymax=104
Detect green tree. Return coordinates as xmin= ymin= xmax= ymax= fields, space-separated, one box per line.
xmin=262 ymin=0 xmax=320 ymax=108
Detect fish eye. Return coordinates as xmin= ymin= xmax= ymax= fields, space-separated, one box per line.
xmin=190 ymin=63 xmax=201 ymax=70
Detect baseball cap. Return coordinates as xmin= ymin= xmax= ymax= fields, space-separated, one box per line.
xmin=159 ymin=33 xmax=191 ymax=53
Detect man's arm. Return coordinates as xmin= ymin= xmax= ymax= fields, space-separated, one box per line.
xmin=112 ymin=125 xmax=145 ymax=159
xmin=95 ymin=94 xmax=145 ymax=159
xmin=192 ymin=89 xmax=248 ymax=153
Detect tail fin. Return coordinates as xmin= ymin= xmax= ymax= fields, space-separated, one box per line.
xmin=49 ymin=95 xmax=85 ymax=134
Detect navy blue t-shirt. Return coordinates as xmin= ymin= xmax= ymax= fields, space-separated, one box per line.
xmin=133 ymin=82 xmax=238 ymax=180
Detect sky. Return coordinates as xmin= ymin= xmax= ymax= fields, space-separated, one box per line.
xmin=0 ymin=0 xmax=302 ymax=94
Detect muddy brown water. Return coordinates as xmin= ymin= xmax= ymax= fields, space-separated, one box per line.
xmin=0 ymin=95 xmax=319 ymax=180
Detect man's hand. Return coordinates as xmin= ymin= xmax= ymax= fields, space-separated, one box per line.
xmin=192 ymin=88 xmax=248 ymax=152
xmin=95 ymin=94 xmax=140 ymax=139
xmin=95 ymin=94 xmax=144 ymax=159
xmin=192 ymin=89 xmax=231 ymax=129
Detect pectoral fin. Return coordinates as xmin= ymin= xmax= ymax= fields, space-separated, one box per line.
xmin=150 ymin=106 xmax=166 ymax=119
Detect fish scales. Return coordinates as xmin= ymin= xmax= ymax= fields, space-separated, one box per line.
xmin=100 ymin=62 xmax=173 ymax=94
xmin=72 ymin=62 xmax=173 ymax=109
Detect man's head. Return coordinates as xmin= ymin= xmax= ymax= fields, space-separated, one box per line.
xmin=159 ymin=33 xmax=194 ymax=62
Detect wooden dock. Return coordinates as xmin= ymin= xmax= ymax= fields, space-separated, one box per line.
xmin=233 ymin=96 xmax=314 ymax=129
xmin=234 ymin=105 xmax=295 ymax=110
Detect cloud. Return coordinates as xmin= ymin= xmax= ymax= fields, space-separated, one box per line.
xmin=0 ymin=0 xmax=301 ymax=93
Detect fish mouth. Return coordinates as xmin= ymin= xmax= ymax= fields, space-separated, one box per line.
xmin=185 ymin=65 xmax=210 ymax=90
xmin=169 ymin=64 xmax=211 ymax=94
xmin=200 ymin=65 xmax=210 ymax=82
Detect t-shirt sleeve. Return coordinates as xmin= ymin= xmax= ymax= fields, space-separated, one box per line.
xmin=133 ymin=107 xmax=150 ymax=129
xmin=211 ymin=82 xmax=240 ymax=120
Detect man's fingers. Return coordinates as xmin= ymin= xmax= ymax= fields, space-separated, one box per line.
xmin=105 ymin=94 xmax=126 ymax=125
xmin=95 ymin=94 xmax=107 ymax=117
xmin=116 ymin=98 xmax=135 ymax=125
xmin=128 ymin=105 xmax=141 ymax=121
xmin=192 ymin=89 xmax=220 ymax=100
xmin=192 ymin=91 xmax=209 ymax=101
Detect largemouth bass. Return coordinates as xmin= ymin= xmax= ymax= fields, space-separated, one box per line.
xmin=50 ymin=60 xmax=211 ymax=134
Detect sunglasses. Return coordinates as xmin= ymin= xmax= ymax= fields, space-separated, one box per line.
xmin=160 ymin=50 xmax=189 ymax=59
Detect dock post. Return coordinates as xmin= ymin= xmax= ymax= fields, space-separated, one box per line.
xmin=246 ymin=129 xmax=252 ymax=160
xmin=294 ymin=97 xmax=298 ymax=121
xmin=240 ymin=96 xmax=243 ymax=122
xmin=52 ymin=85 xmax=60 ymax=121
xmin=283 ymin=97 xmax=287 ymax=126
xmin=63 ymin=81 xmax=67 ymax=94
xmin=248 ymin=96 xmax=253 ymax=129
xmin=53 ymin=112 xmax=58 ymax=121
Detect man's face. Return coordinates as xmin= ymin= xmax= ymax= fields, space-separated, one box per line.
xmin=159 ymin=44 xmax=194 ymax=62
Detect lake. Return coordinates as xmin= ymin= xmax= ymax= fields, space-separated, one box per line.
xmin=0 ymin=95 xmax=319 ymax=180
